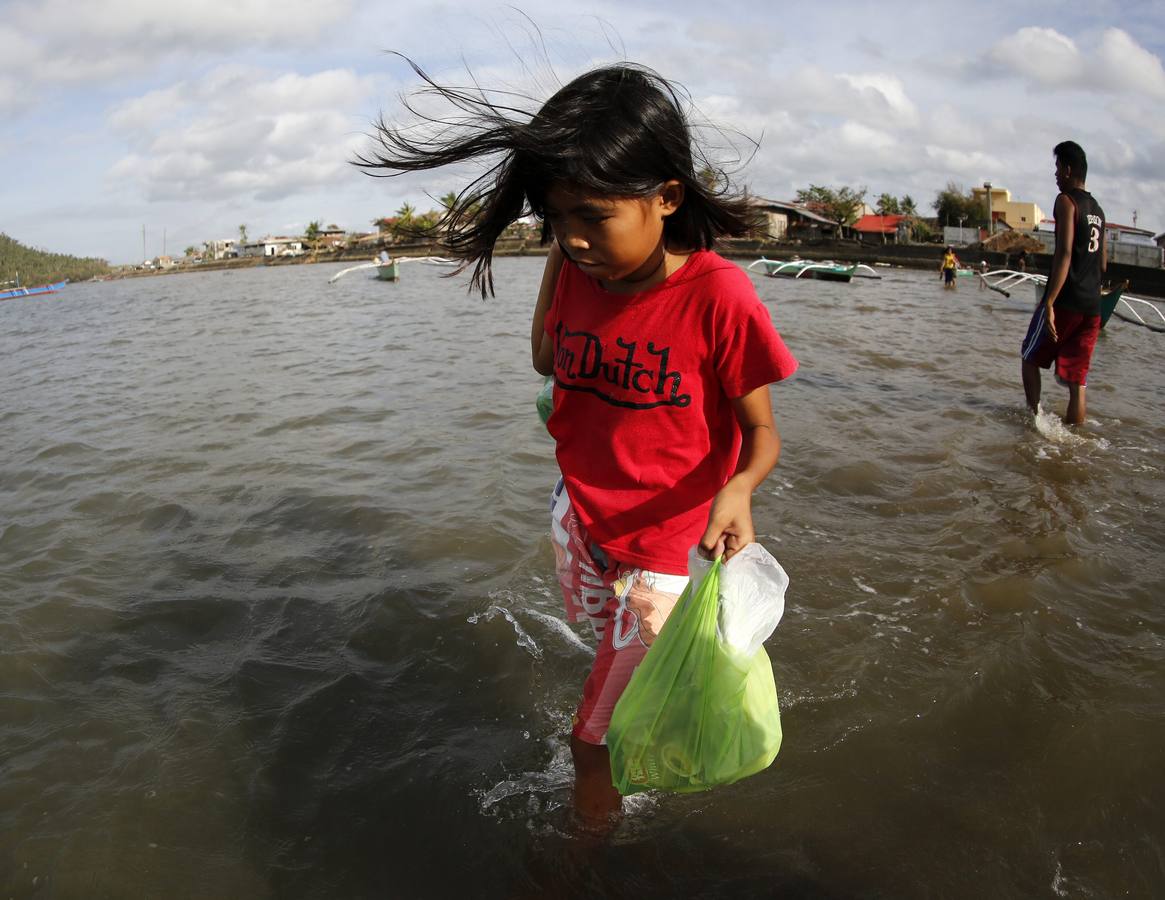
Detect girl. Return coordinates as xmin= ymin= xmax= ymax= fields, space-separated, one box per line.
xmin=360 ymin=62 xmax=798 ymax=827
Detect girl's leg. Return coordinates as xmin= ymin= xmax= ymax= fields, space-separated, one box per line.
xmin=570 ymin=735 xmax=621 ymax=828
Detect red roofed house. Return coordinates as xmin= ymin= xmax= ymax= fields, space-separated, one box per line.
xmin=853 ymin=214 xmax=908 ymax=244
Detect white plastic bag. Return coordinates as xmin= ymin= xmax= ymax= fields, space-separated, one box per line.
xmin=716 ymin=543 xmax=788 ymax=656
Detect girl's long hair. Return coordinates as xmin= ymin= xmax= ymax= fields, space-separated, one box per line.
xmin=355 ymin=59 xmax=759 ymax=296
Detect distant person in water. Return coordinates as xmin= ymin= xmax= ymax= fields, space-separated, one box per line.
xmin=1015 ymin=248 xmax=1028 ymax=272
xmin=939 ymin=246 xmax=960 ymax=290
xmin=1021 ymin=141 xmax=1106 ymax=425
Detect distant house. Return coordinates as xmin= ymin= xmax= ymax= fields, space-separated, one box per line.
xmin=233 ymin=238 xmax=303 ymax=258
xmin=970 ymin=185 xmax=1044 ymax=231
xmin=1106 ymin=222 xmax=1157 ymax=246
xmin=750 ymin=198 xmax=842 ymax=241
xmin=853 ymin=214 xmax=908 ymax=243
xmin=261 ymin=237 xmax=307 ymax=257
xmin=1107 ymin=223 xmax=1163 ymax=267
xmin=316 ymin=226 xmax=348 ymax=249
xmin=204 ymin=238 xmax=237 ymax=260
xmin=1035 ymin=219 xmax=1163 ymax=267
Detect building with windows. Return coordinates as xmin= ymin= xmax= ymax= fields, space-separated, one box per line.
xmin=970 ymin=185 xmax=1044 ymax=231
xmin=1034 ymin=220 xmax=1163 ymax=267
xmin=750 ymin=198 xmax=843 ymax=241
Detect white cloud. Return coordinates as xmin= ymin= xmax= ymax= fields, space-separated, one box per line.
xmin=1094 ymin=28 xmax=1165 ymax=98
xmin=838 ymin=74 xmax=919 ymax=127
xmin=107 ymin=67 xmax=377 ymax=205
xmin=4 ymin=0 xmax=354 ymax=88
xmin=922 ymin=145 xmax=1007 ymax=177
xmin=7 ymin=5 xmax=1165 ymax=262
xmin=839 ymin=121 xmax=897 ymax=153
xmin=753 ymin=65 xmax=920 ymax=131
xmin=987 ymin=26 xmax=1165 ymax=98
xmin=988 ymin=27 xmax=1079 ymax=86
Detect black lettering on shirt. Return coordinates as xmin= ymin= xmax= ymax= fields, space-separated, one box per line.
xmin=554 ymin=322 xmax=692 ymax=410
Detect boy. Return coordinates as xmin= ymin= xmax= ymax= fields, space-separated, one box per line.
xmin=1021 ymin=141 xmax=1106 ymax=425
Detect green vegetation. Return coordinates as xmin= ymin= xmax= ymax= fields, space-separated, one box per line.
xmin=0 ymin=233 xmax=110 ymax=286
xmin=795 ymin=184 xmax=868 ymax=228
xmin=875 ymin=193 xmax=918 ymax=216
xmin=932 ymin=182 xmax=987 ymax=228
xmin=304 ymin=220 xmax=321 ymax=257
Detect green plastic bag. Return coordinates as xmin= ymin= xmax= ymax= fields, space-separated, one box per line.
xmin=536 ymin=376 xmax=554 ymax=425
xmin=607 ymin=558 xmax=782 ymax=795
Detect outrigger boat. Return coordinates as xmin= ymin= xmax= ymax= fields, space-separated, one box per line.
xmin=977 ymin=269 xmax=1165 ymax=333
xmin=747 ymin=257 xmax=882 ymax=282
xmin=0 ymin=279 xmax=67 ymax=301
xmin=328 ymin=255 xmax=456 ymax=284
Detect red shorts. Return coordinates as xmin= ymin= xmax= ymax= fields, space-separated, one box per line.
xmin=1020 ymin=303 xmax=1100 ymax=386
xmin=550 ymin=480 xmax=687 ymax=745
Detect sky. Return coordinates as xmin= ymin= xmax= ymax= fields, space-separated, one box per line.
xmin=3 ymin=0 xmax=1164 ymax=265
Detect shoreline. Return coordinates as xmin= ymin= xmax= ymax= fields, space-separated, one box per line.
xmin=104 ymin=238 xmax=1165 ymax=299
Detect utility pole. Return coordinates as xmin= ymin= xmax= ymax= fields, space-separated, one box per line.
xmin=983 ymin=182 xmax=993 ymax=237
xmin=142 ymin=225 xmax=146 ymax=262
xmin=1132 ymin=209 xmax=1138 ymax=228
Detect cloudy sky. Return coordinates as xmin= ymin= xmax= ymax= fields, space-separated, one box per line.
xmin=3 ymin=0 xmax=1164 ymax=264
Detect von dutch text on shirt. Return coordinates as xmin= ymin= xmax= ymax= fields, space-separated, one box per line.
xmin=553 ymin=322 xmax=692 ymax=410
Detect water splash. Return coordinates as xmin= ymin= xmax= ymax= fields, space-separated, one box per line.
xmin=1031 ymin=404 xmax=1109 ymax=450
xmin=477 ymin=737 xmax=573 ymax=814
xmin=522 ymin=608 xmax=593 ymax=656
xmin=467 ymin=605 xmax=542 ymax=659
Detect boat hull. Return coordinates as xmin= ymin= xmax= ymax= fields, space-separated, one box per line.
xmin=761 ymin=261 xmax=854 ymax=282
xmin=0 ymin=280 xmax=67 ymax=301
xmin=803 ymin=267 xmax=854 ymax=283
xmin=1099 ymin=287 xmax=1123 ymax=329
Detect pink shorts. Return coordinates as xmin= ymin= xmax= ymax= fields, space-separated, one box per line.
xmin=550 ymin=479 xmax=687 ymax=745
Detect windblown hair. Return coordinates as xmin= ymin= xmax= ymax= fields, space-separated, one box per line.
xmin=1054 ymin=140 xmax=1088 ymax=181
xmin=355 ymin=59 xmax=759 ymax=296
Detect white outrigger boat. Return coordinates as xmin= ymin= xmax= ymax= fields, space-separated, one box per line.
xmin=747 ymin=257 xmax=882 ymax=282
xmin=328 ymin=255 xmax=457 ymax=284
xmin=977 ymin=269 xmax=1165 ymax=333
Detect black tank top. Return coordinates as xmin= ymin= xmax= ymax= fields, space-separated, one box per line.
xmin=1051 ymin=188 xmax=1105 ymax=315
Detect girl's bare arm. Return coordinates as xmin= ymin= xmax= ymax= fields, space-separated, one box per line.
xmin=532 ymin=244 xmax=564 ymax=375
xmin=699 ymin=385 xmax=782 ymax=560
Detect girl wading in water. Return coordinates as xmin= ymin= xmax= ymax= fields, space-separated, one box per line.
xmin=359 ymin=60 xmax=797 ymax=829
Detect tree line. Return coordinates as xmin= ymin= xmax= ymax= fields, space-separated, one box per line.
xmin=0 ymin=233 xmax=110 ymax=286
xmin=791 ymin=182 xmax=995 ymax=239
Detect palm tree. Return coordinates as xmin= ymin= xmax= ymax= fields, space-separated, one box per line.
xmin=393 ymin=203 xmax=417 ymax=241
xmin=305 ymin=220 xmax=321 ymax=258
xmin=238 ymin=224 xmax=248 ymax=244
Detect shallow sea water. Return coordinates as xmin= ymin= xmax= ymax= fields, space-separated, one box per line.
xmin=1 ymin=258 xmax=1162 ymax=898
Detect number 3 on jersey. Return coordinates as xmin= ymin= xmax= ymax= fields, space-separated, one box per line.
xmin=1088 ymin=226 xmax=1100 ymax=253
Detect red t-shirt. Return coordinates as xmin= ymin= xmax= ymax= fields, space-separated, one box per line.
xmin=544 ymin=249 xmax=798 ymax=574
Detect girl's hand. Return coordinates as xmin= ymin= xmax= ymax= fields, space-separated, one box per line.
xmin=699 ymin=478 xmax=754 ymax=561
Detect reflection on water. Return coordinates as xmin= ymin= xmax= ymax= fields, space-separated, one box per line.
xmin=1 ymin=259 xmax=1163 ymax=898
